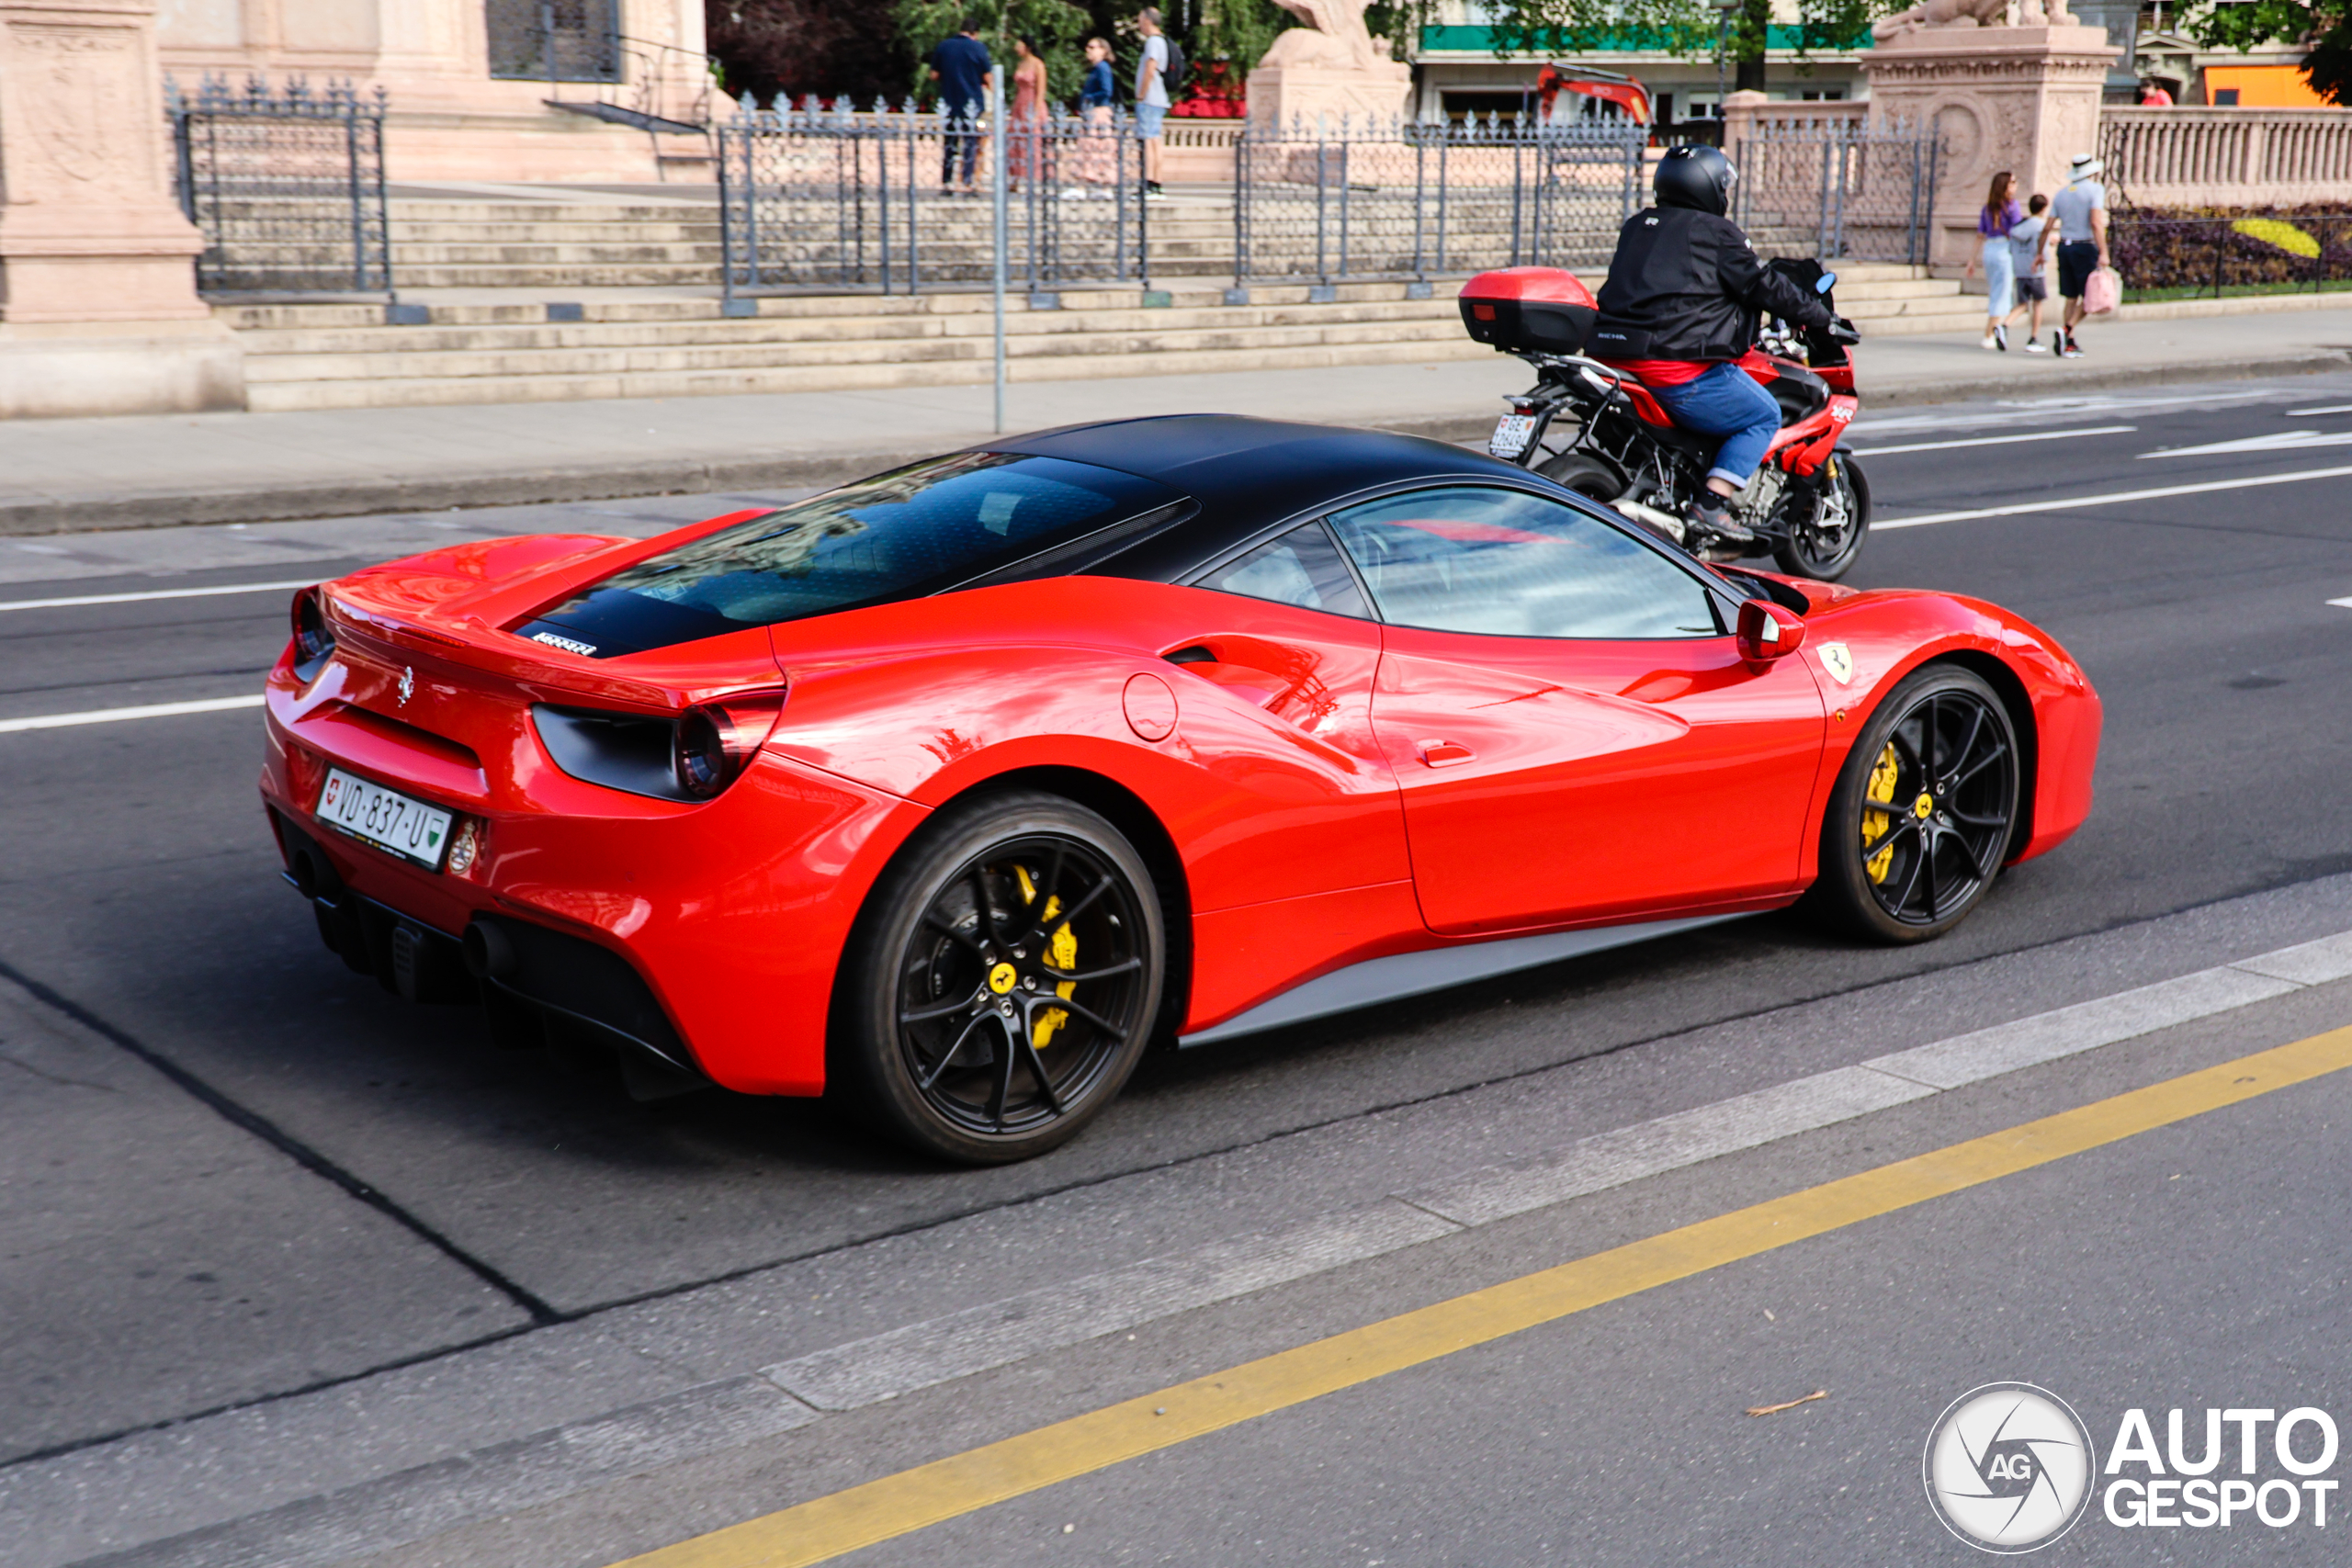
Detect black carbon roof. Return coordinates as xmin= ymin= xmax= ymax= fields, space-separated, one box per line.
xmin=989 ymin=414 xmax=1544 ymax=582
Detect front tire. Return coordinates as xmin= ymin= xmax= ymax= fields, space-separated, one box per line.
xmin=1815 ymin=665 xmax=2020 ymax=943
xmin=1772 ymin=449 xmax=1870 ymax=581
xmin=833 ymin=791 xmax=1163 ymax=1164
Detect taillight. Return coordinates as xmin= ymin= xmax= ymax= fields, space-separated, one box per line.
xmin=289 ymin=587 xmax=335 ymax=681
xmin=672 ymin=689 xmax=786 ymax=799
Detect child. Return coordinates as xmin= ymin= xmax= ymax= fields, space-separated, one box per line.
xmin=2004 ymin=193 xmax=2052 ymax=353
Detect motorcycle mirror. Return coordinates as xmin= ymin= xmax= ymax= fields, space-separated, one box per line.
xmin=1736 ymin=598 xmax=1807 ymax=668
xmin=1815 ymin=272 xmax=1838 ymax=294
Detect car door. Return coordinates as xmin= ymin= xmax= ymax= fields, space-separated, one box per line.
xmin=1328 ymin=484 xmax=1828 ymax=937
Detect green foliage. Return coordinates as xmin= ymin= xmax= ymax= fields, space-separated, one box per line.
xmin=2170 ymin=0 xmax=2351 ymax=105
xmin=894 ymin=0 xmax=1097 ymax=104
xmin=1477 ymin=0 xmax=1882 ymax=68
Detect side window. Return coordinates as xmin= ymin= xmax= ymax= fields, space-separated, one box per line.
xmin=1198 ymin=521 xmax=1369 ymax=618
xmin=1327 ymin=487 xmax=1721 ymax=639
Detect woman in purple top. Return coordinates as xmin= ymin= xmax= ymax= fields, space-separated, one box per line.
xmin=1964 ymin=171 xmax=2024 ymax=350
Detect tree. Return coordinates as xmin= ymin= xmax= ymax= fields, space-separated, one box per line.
xmin=2169 ymin=0 xmax=2351 ymax=105
xmin=1476 ymin=0 xmax=1881 ymax=99
xmin=892 ymin=0 xmax=1097 ymax=103
xmin=705 ymin=0 xmax=915 ymax=107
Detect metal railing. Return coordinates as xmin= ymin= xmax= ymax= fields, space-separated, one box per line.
xmin=167 ymin=75 xmax=393 ymax=298
xmin=1232 ymin=117 xmax=1649 ymax=292
xmin=718 ymin=102 xmax=1148 ymax=303
xmin=2109 ymin=210 xmax=2352 ymax=299
xmin=1733 ymin=118 xmax=1940 ymax=265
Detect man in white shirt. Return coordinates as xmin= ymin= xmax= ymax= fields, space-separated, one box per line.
xmin=1135 ymin=6 xmax=1169 ymax=197
xmin=2040 ymin=153 xmax=2109 ymax=358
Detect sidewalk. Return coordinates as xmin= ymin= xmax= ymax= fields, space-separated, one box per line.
xmin=5 ymin=307 xmax=2347 ymax=536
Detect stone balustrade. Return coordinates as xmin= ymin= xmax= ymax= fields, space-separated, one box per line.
xmin=2100 ymin=107 xmax=2352 ymax=208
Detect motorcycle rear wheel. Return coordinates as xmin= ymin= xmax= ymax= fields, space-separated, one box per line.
xmin=1771 ymin=450 xmax=1870 ymax=582
xmin=1537 ymin=451 xmax=1627 ymax=502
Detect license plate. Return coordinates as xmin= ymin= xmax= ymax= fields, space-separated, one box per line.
xmin=317 ymin=768 xmax=455 ymax=870
xmin=1488 ymin=413 xmax=1539 ymax=460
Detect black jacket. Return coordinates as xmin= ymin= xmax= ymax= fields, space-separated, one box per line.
xmin=1590 ymin=206 xmax=1831 ymax=363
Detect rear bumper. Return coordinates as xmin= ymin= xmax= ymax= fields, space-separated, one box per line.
xmin=262 ymin=696 xmax=926 ymax=1096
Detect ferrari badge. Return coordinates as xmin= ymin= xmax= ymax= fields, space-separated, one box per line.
xmin=398 ymin=666 xmax=415 ymax=705
xmin=1818 ymin=643 xmax=1854 ymax=685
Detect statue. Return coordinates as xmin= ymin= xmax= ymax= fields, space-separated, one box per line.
xmin=1260 ymin=0 xmax=1393 ymax=73
xmin=1247 ymin=0 xmax=1411 ymax=127
xmin=1872 ymin=0 xmax=2073 ymax=40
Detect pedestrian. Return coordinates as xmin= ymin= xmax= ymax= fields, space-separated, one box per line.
xmin=2138 ymin=78 xmax=2174 ymax=106
xmin=1135 ymin=6 xmax=1170 ymax=199
xmin=2004 ymin=192 xmax=2052 ymax=352
xmin=1006 ymin=36 xmax=1047 ymax=192
xmin=1964 ymin=170 xmax=2023 ymax=351
xmin=1076 ymin=36 xmax=1117 ymax=193
xmin=928 ymin=14 xmax=991 ymax=195
xmin=2042 ymin=153 xmax=2109 ymax=358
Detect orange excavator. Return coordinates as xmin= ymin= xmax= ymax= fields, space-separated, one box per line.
xmin=1534 ymin=63 xmax=1651 ymax=126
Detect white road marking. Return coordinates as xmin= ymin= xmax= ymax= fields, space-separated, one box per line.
xmin=2330 ymin=596 xmax=2352 ymax=609
xmin=1849 ymin=424 xmax=2134 ymax=457
xmin=759 ymin=928 xmax=2352 ymax=1412
xmin=2141 ymin=429 xmax=2352 ymax=458
xmin=0 ymin=694 xmax=264 ymax=734
xmin=2288 ymin=404 xmax=2352 ymax=416
xmin=1876 ymin=463 xmax=2352 ymax=529
xmin=1851 ymin=386 xmax=2296 ymax=437
xmin=0 ymin=578 xmax=314 ymax=613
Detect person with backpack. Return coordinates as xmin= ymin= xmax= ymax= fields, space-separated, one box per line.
xmin=1135 ymin=7 xmax=1185 ymax=199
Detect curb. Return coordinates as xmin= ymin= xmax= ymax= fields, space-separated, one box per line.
xmin=5 ymin=350 xmax=2346 ymax=538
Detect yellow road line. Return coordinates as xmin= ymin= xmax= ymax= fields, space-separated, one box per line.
xmin=616 ymin=1024 xmax=2352 ymax=1568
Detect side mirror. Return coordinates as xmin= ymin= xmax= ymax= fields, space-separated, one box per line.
xmin=1736 ymin=598 xmax=1807 ymax=667
xmin=1815 ymin=271 xmax=1838 ymax=294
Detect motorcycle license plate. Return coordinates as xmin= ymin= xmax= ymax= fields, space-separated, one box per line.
xmin=1488 ymin=413 xmax=1539 ymax=460
xmin=317 ymin=768 xmax=454 ymax=870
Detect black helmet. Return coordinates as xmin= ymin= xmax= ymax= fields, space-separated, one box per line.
xmin=1654 ymin=144 xmax=1736 ymax=217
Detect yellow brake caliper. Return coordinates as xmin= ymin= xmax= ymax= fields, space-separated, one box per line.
xmin=1013 ymin=865 xmax=1078 ymax=1047
xmin=1862 ymin=741 xmax=1901 ymax=885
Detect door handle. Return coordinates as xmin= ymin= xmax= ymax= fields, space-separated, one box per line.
xmin=1419 ymin=739 xmax=1475 ymax=766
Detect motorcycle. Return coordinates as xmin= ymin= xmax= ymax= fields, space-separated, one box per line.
xmin=1459 ymin=261 xmax=1872 ymax=581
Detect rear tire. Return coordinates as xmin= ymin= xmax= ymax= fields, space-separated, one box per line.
xmin=1814 ymin=664 xmax=2020 ymax=944
xmin=832 ymin=791 xmax=1163 ymax=1164
xmin=1537 ymin=451 xmax=1627 ymax=503
xmin=1771 ymin=449 xmax=1870 ymax=581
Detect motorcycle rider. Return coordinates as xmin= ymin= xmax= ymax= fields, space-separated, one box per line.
xmin=1589 ymin=145 xmax=1852 ymax=547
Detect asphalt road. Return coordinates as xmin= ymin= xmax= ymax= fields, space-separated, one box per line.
xmin=5 ymin=372 xmax=2352 ymax=1566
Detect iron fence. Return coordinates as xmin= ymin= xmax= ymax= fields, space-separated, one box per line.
xmin=718 ymin=102 xmax=1148 ymax=302
xmin=1233 ymin=117 xmax=1649 ymax=291
xmin=2109 ymin=211 xmax=2352 ymax=299
xmin=1733 ymin=118 xmax=1940 ymax=265
xmin=167 ymin=75 xmax=393 ymax=297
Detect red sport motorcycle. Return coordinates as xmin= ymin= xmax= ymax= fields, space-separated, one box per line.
xmin=1460 ymin=262 xmax=1872 ymax=581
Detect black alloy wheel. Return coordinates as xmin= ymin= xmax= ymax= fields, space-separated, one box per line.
xmin=1771 ymin=449 xmax=1870 ymax=581
xmin=1815 ymin=665 xmax=2020 ymax=943
xmin=835 ymin=792 xmax=1163 ymax=1163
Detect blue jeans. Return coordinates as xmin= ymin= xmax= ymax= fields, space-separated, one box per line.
xmin=1647 ymin=360 xmax=1781 ymax=490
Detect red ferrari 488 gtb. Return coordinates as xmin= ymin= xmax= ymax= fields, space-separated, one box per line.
xmin=260 ymin=417 xmax=2100 ymax=1162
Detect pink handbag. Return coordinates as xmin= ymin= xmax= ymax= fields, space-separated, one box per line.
xmin=2084 ymin=265 xmax=2121 ymax=316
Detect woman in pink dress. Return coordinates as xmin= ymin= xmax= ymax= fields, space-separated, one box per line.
xmin=1007 ymin=37 xmax=1048 ymax=190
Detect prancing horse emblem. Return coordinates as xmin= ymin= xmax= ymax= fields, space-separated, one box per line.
xmin=1818 ymin=642 xmax=1855 ymax=685
xmin=397 ymin=666 xmax=415 ymax=705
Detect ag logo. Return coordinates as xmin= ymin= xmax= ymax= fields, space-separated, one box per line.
xmin=1924 ymin=1382 xmax=2098 ymax=1553
xmin=1817 ymin=642 xmax=1854 ymax=684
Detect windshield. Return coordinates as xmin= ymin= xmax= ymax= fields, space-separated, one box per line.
xmin=515 ymin=453 xmax=1180 ymax=656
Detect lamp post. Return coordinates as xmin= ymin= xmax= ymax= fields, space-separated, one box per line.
xmin=1713 ymin=0 xmax=1742 ymax=136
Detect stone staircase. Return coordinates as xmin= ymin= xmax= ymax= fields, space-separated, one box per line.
xmin=217 ymin=193 xmax=1983 ymax=412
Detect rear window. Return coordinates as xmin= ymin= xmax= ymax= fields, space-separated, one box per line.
xmin=515 ymin=453 xmax=1179 ymax=656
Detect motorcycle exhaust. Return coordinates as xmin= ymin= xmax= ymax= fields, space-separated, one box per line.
xmin=1610 ymin=498 xmax=1688 ymax=547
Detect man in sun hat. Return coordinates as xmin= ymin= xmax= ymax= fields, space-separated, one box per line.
xmin=2041 ymin=152 xmax=2109 ymax=359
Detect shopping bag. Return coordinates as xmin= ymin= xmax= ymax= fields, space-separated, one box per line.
xmin=2084 ymin=265 xmax=2121 ymax=316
